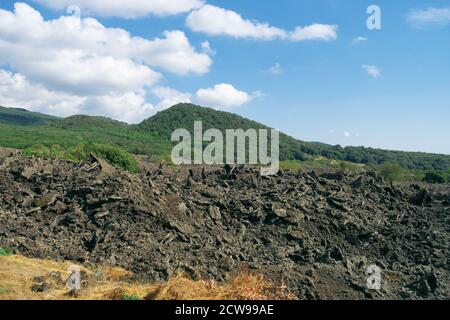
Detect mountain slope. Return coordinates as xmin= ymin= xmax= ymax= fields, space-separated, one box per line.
xmin=0 ymin=106 xmax=58 ymax=125
xmin=137 ymin=104 xmax=450 ymax=170
xmin=0 ymin=104 xmax=449 ymax=171
xmin=138 ymin=103 xmax=269 ymax=137
xmin=0 ymin=108 xmax=170 ymax=158
xmin=137 ymin=103 xmax=306 ymax=161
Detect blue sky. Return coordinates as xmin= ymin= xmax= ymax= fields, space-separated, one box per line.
xmin=0 ymin=1 xmax=449 ymax=154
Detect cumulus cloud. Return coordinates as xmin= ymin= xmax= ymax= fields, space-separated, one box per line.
xmin=0 ymin=69 xmax=159 ymax=123
xmin=0 ymin=4 xmax=211 ymax=78
xmin=151 ymin=86 xmax=192 ymax=110
xmin=16 ymin=50 xmax=161 ymax=96
xmin=186 ymin=5 xmax=337 ymax=42
xmin=363 ymin=65 xmax=381 ymax=78
xmin=0 ymin=69 xmax=84 ymax=117
xmin=0 ymin=3 xmax=213 ymax=122
xmin=138 ymin=30 xmax=212 ymax=75
xmin=289 ymin=24 xmax=338 ymax=41
xmin=196 ymin=83 xmax=253 ymax=109
xmin=407 ymin=7 xmax=450 ymax=28
xmin=186 ymin=5 xmax=286 ymax=40
xmin=80 ymin=92 xmax=156 ymax=124
xmin=33 ymin=0 xmax=204 ymax=18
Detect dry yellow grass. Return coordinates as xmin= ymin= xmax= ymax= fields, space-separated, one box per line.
xmin=145 ymin=271 xmax=295 ymax=300
xmin=0 ymin=255 xmax=295 ymax=300
xmin=0 ymin=255 xmax=151 ymax=300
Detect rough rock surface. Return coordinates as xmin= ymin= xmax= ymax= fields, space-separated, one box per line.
xmin=0 ymin=153 xmax=449 ymax=299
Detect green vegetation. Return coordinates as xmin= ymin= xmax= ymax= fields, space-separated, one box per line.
xmin=280 ymin=158 xmax=362 ymax=172
xmin=0 ymin=248 xmax=12 ymax=256
xmin=123 ymin=294 xmax=141 ymax=300
xmin=0 ymin=106 xmax=58 ymax=125
xmin=280 ymin=159 xmax=436 ymax=183
xmin=53 ymin=115 xmax=128 ymax=130
xmin=422 ymin=170 xmax=450 ymax=184
xmin=138 ymin=103 xmax=306 ymax=162
xmin=280 ymin=160 xmax=304 ymax=171
xmin=377 ymin=162 xmax=406 ymax=182
xmin=0 ymin=103 xmax=449 ymax=181
xmin=0 ymin=121 xmax=171 ymax=158
xmin=364 ymin=162 xmax=424 ymax=183
xmin=137 ymin=104 xmax=450 ymax=171
xmin=24 ymin=143 xmax=139 ymax=172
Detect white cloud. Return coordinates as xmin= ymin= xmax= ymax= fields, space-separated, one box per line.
xmin=137 ymin=30 xmax=212 ymax=75
xmin=186 ymin=5 xmax=287 ymax=40
xmin=151 ymin=86 xmax=192 ymax=110
xmin=80 ymin=92 xmax=156 ymax=124
xmin=0 ymin=69 xmax=85 ymax=117
xmin=0 ymin=69 xmax=159 ymax=123
xmin=289 ymin=24 xmax=338 ymax=41
xmin=0 ymin=3 xmax=213 ymax=122
xmin=267 ymin=63 xmax=283 ymax=75
xmin=0 ymin=4 xmax=212 ymax=78
xmin=344 ymin=132 xmax=351 ymax=138
xmin=362 ymin=65 xmax=381 ymax=78
xmin=33 ymin=0 xmax=204 ymax=18
xmin=186 ymin=5 xmax=337 ymax=42
xmin=17 ymin=50 xmax=161 ymax=96
xmin=352 ymin=36 xmax=368 ymax=44
xmin=196 ymin=83 xmax=253 ymax=109
xmin=407 ymin=7 xmax=450 ymax=28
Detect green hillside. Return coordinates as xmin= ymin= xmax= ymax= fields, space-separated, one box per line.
xmin=0 ymin=109 xmax=170 ymax=158
xmin=0 ymin=104 xmax=449 ymax=177
xmin=137 ymin=103 xmax=305 ymax=161
xmin=0 ymin=106 xmax=58 ymax=125
xmin=138 ymin=103 xmax=268 ymax=137
xmin=138 ymin=104 xmax=450 ymax=171
xmin=52 ymin=115 xmax=128 ymax=130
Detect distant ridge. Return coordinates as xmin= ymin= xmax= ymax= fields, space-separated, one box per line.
xmin=0 ymin=103 xmax=449 ymax=171
xmin=135 ymin=104 xmax=450 ymax=170
xmin=53 ymin=115 xmax=128 ymax=130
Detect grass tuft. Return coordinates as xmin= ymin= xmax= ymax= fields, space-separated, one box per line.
xmin=0 ymin=248 xmax=12 ymax=256
xmin=123 ymin=294 xmax=141 ymax=300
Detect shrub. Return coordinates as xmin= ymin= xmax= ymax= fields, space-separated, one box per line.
xmin=24 ymin=143 xmax=139 ymax=172
xmin=423 ymin=171 xmax=448 ymax=184
xmin=81 ymin=143 xmax=139 ymax=173
xmin=377 ymin=162 xmax=407 ymax=183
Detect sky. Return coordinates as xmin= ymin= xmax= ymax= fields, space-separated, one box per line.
xmin=0 ymin=0 xmax=449 ymax=154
